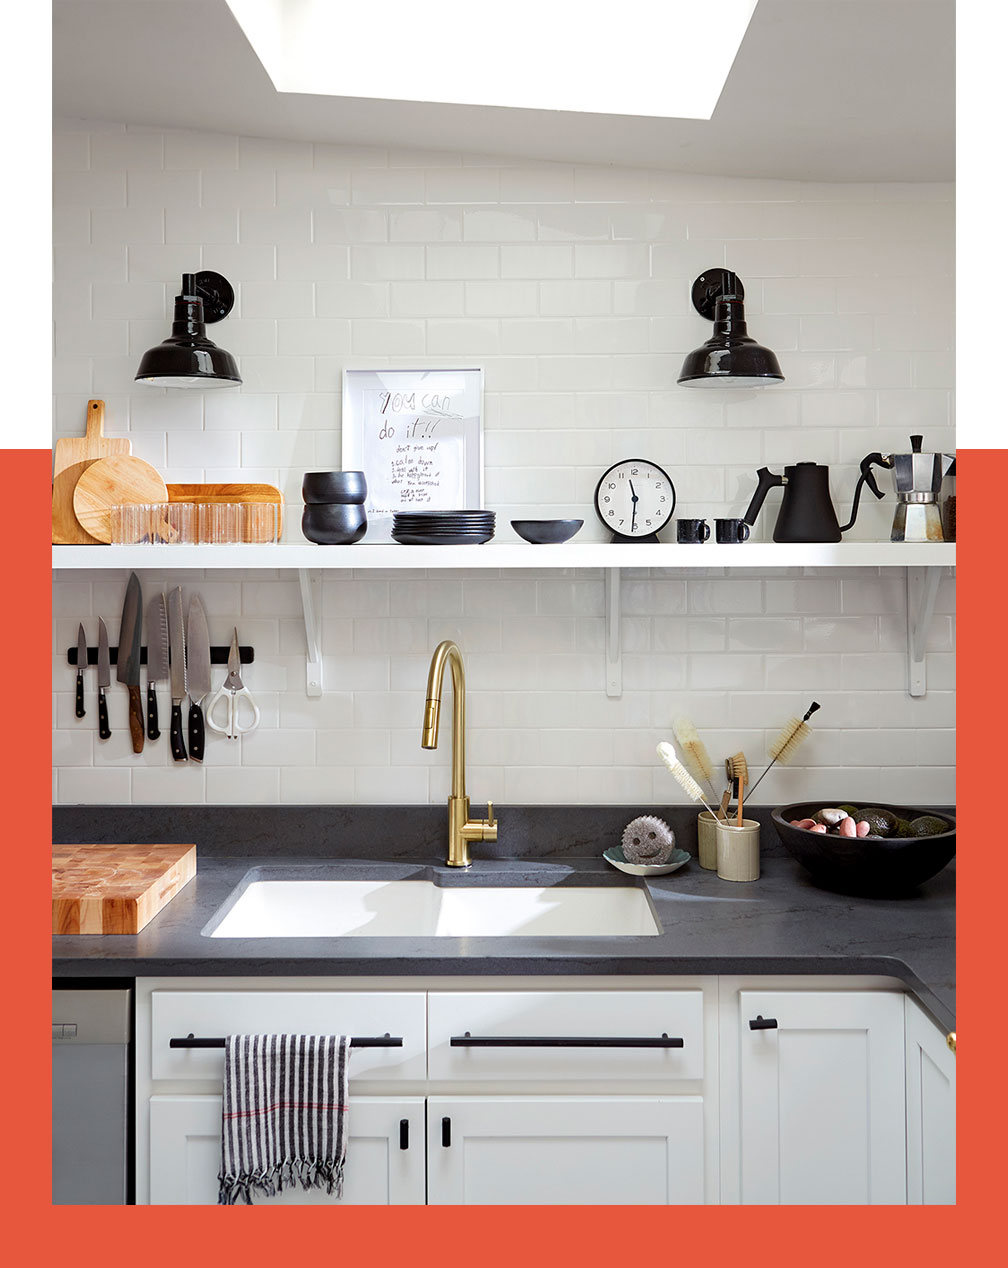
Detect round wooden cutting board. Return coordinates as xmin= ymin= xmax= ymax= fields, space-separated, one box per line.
xmin=72 ymin=455 xmax=169 ymax=543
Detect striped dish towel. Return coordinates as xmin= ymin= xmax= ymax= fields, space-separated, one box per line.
xmin=218 ymin=1034 xmax=349 ymax=1205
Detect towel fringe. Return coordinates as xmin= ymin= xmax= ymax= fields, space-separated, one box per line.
xmin=218 ymin=1157 xmax=346 ymax=1206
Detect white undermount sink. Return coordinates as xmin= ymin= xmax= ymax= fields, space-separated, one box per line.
xmin=207 ymin=879 xmax=660 ymax=938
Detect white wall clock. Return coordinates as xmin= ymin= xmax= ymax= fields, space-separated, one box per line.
xmin=593 ymin=459 xmax=677 ymax=542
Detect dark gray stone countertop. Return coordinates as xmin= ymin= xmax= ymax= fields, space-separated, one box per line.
xmin=52 ymin=833 xmax=956 ymax=1034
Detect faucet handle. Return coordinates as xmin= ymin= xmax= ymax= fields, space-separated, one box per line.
xmin=486 ymin=801 xmax=495 ymax=828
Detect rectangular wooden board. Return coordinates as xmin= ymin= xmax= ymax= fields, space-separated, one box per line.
xmin=52 ymin=843 xmax=197 ymax=935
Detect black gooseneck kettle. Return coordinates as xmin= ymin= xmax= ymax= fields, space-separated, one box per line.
xmin=742 ymin=454 xmax=891 ymax=543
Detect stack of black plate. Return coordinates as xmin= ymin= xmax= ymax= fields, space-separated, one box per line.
xmin=392 ymin=510 xmax=495 ymax=545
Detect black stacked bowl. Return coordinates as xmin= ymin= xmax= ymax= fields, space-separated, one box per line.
xmin=302 ymin=471 xmax=368 ymax=544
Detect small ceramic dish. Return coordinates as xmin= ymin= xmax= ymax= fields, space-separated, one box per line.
xmin=603 ymin=846 xmax=691 ymax=877
xmin=511 ymin=519 xmax=584 ymax=544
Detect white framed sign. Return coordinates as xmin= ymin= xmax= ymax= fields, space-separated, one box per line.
xmin=341 ymin=367 xmax=484 ymax=517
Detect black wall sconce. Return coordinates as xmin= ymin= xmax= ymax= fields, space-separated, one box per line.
xmin=135 ymin=271 xmax=241 ymax=388
xmin=678 ymin=269 xmax=784 ymax=387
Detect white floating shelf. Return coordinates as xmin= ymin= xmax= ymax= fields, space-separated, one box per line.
xmin=52 ymin=540 xmax=954 ymax=700
xmin=51 ymin=540 xmax=956 ymax=572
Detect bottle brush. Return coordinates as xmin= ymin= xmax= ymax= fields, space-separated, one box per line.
xmin=656 ymin=741 xmax=719 ymax=818
xmin=672 ymin=716 xmax=718 ymax=803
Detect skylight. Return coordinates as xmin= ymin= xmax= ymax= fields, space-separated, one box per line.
xmin=226 ymin=0 xmax=758 ymax=119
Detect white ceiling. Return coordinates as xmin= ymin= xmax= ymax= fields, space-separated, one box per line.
xmin=51 ymin=0 xmax=954 ymax=182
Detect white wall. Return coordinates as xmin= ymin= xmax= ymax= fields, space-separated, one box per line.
xmin=51 ymin=120 xmax=955 ymax=807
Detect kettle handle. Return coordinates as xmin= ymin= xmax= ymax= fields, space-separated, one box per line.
xmin=742 ymin=467 xmax=784 ymax=527
xmin=840 ymin=452 xmax=891 ymax=533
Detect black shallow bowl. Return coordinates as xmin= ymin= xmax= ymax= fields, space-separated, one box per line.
xmin=772 ymin=801 xmax=956 ymax=896
xmin=302 ymin=470 xmax=367 ymax=504
xmin=302 ymin=503 xmax=367 ymax=544
xmin=511 ymin=518 xmax=584 ymax=544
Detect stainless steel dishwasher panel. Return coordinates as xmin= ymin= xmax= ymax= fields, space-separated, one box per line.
xmin=52 ymin=989 xmax=131 ymax=1204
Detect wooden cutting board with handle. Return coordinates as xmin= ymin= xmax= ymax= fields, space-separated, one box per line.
xmin=168 ymin=482 xmax=285 ymax=540
xmin=52 ymin=843 xmax=197 ymax=935
xmin=51 ymin=400 xmax=132 ymax=544
xmin=72 ymin=454 xmax=169 ymax=543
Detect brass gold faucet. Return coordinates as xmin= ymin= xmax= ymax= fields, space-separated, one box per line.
xmin=421 ymin=639 xmax=497 ymax=867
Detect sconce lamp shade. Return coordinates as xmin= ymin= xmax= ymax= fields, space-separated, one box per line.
xmin=678 ymin=269 xmax=784 ymax=387
xmin=135 ymin=271 xmax=241 ymax=387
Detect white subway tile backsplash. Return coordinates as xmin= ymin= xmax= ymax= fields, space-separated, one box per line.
xmin=52 ymin=122 xmax=955 ymax=807
xmin=164 ymin=129 xmax=239 ymax=170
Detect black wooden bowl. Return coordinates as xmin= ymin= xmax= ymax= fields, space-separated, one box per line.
xmin=511 ymin=519 xmax=584 ymax=544
xmin=302 ymin=470 xmax=367 ymax=504
xmin=771 ymin=801 xmax=955 ymax=896
xmin=302 ymin=503 xmax=367 ymax=544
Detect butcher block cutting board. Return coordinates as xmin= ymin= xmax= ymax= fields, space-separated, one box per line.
xmin=51 ymin=400 xmax=132 ymax=544
xmin=52 ymin=843 xmax=196 ymax=935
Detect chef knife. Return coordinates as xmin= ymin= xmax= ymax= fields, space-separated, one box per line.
xmin=116 ymin=571 xmax=145 ymax=753
xmin=75 ymin=622 xmax=87 ymax=718
xmin=186 ymin=595 xmax=211 ymax=764
xmin=146 ymin=593 xmax=169 ymax=741
xmin=96 ymin=618 xmax=111 ymax=741
xmin=167 ymin=585 xmax=188 ymax=762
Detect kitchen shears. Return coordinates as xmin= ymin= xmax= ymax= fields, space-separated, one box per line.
xmin=207 ymin=628 xmax=261 ymax=740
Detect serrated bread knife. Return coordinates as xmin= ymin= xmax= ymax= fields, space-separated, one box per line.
xmin=167 ymin=586 xmax=188 ymax=761
xmin=186 ymin=595 xmax=211 ymax=763
xmin=146 ymin=593 xmax=169 ymax=741
xmin=117 ymin=571 xmax=145 ymax=753
xmin=96 ymin=618 xmax=111 ymax=741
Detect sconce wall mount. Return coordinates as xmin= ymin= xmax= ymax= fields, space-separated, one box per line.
xmin=678 ymin=268 xmax=784 ymax=388
xmin=135 ymin=271 xmax=241 ymax=388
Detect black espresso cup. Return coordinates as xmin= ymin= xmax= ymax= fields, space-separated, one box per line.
xmin=715 ymin=517 xmax=751 ymax=544
xmin=677 ymin=518 xmax=710 ymax=544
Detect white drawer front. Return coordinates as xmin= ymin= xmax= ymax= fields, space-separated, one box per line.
xmin=428 ymin=991 xmax=703 ymax=1083
xmin=151 ymin=991 xmax=426 ymax=1083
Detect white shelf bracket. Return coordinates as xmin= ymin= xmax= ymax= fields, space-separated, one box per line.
xmin=605 ymin=567 xmax=622 ymax=697
xmin=298 ymin=568 xmax=323 ymax=698
xmin=906 ymin=566 xmax=942 ymax=697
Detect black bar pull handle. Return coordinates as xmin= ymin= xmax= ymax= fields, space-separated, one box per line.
xmin=441 ymin=1116 xmax=451 ymax=1148
xmin=449 ymin=1032 xmax=684 ymax=1049
xmin=169 ymin=1033 xmax=405 ymax=1049
xmin=749 ymin=1015 xmax=779 ymax=1031
xmin=399 ymin=1119 xmax=409 ymax=1150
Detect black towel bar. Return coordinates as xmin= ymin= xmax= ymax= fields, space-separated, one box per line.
xmin=169 ymin=1033 xmax=403 ymax=1049
xmin=449 ymin=1032 xmax=684 ymax=1049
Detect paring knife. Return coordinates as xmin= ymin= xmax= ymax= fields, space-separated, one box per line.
xmin=146 ymin=593 xmax=169 ymax=741
xmin=186 ymin=595 xmax=211 ymax=763
xmin=167 ymin=586 xmax=188 ymax=762
xmin=75 ymin=623 xmax=87 ymax=718
xmin=117 ymin=571 xmax=145 ymax=753
xmin=96 ymin=618 xmax=111 ymax=741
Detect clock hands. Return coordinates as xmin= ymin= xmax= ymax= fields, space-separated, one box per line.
xmin=629 ymin=479 xmax=639 ymax=532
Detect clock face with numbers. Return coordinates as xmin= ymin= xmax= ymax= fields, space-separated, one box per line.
xmin=593 ymin=459 xmax=677 ymax=541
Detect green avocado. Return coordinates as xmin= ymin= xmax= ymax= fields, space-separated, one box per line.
xmin=909 ymin=814 xmax=949 ymax=837
xmin=837 ymin=804 xmax=861 ymax=819
xmin=859 ymin=807 xmax=899 ymax=836
xmin=891 ymin=817 xmax=916 ymax=838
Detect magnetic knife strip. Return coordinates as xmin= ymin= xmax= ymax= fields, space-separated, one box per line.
xmin=68 ymin=645 xmax=254 ymax=666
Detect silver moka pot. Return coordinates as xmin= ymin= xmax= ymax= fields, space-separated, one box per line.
xmin=887 ymin=434 xmax=956 ymax=542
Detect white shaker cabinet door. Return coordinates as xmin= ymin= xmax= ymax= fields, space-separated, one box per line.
xmin=905 ymin=996 xmax=956 ymax=1204
xmin=426 ymin=1096 xmax=705 ymax=1205
xmin=149 ymin=1095 xmax=425 ymax=1205
xmin=737 ymin=991 xmax=906 ymax=1205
